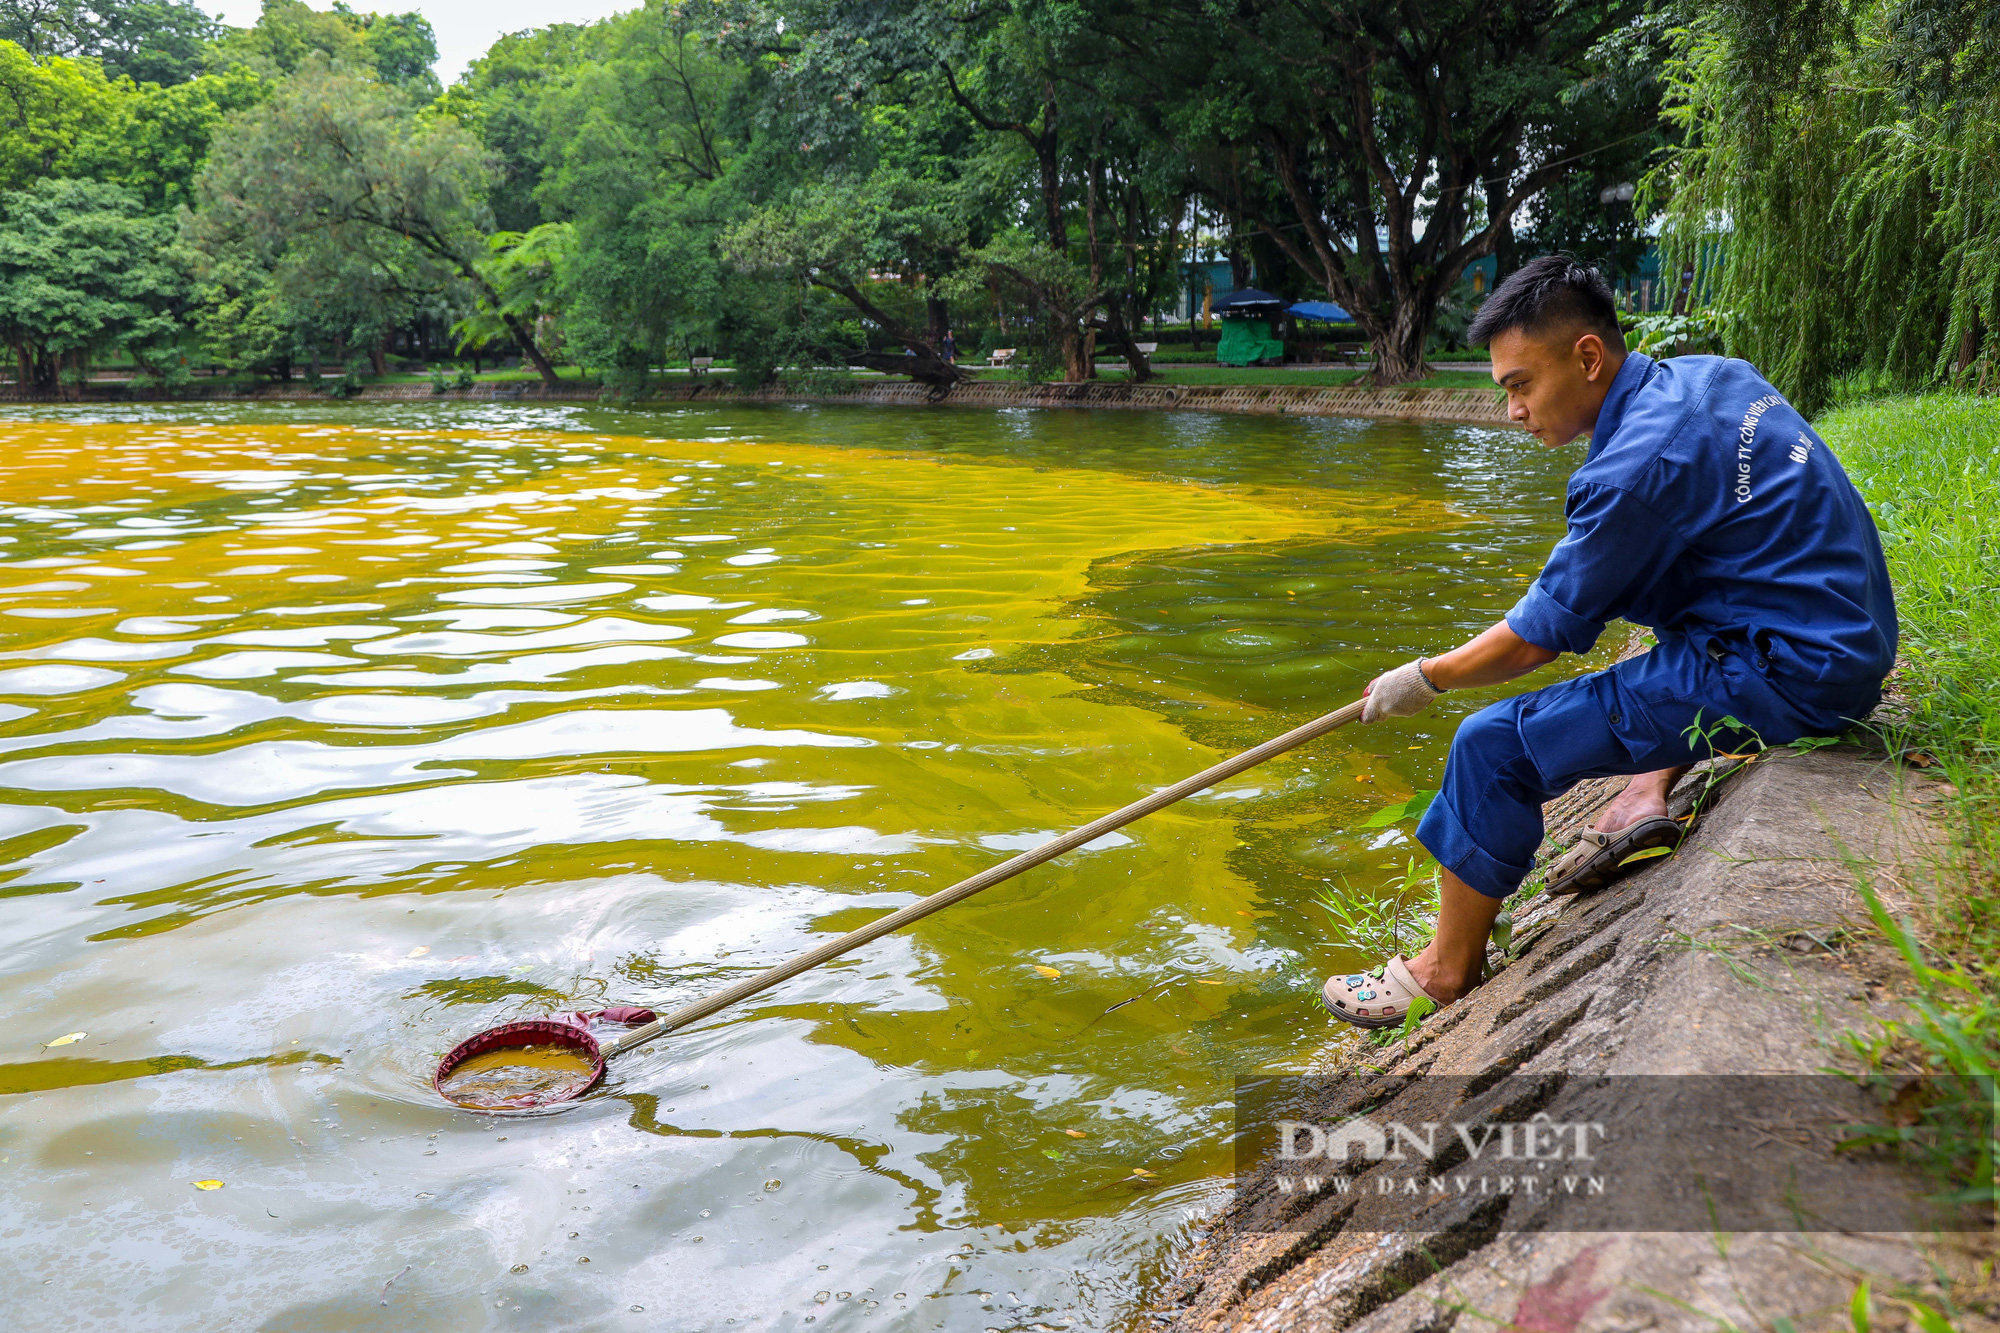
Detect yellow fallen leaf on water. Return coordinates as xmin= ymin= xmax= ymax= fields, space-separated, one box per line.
xmin=1033 ymin=965 xmax=1061 ymax=978
xmin=1065 ymin=1129 xmax=1088 ymax=1138
xmin=1196 ymin=979 xmax=1225 ymax=985
xmin=1130 ymin=1167 xmax=1155 ymax=1177
xmin=46 ymin=1032 xmax=86 ymax=1047
xmin=407 ymin=946 xmax=430 ymax=958
xmin=193 ymin=1180 xmax=224 ymax=1190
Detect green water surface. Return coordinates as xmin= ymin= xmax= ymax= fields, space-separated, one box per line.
xmin=0 ymin=402 xmax=1591 ymax=1331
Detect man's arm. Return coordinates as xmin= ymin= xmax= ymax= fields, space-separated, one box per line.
xmin=1423 ymin=620 xmax=1558 ymax=691
xmin=1360 ymin=619 xmax=1559 ymax=721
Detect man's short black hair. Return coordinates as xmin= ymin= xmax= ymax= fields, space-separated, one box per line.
xmin=1465 ymin=254 xmax=1623 ymax=350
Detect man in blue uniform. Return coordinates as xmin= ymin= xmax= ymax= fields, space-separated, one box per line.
xmin=1322 ymin=256 xmax=1896 ymax=1029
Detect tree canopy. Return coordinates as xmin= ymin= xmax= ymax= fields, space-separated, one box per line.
xmin=0 ymin=175 xmax=184 ymax=390
xmin=0 ymin=0 xmax=1988 ymax=400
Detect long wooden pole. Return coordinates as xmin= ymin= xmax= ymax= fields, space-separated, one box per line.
xmin=599 ymin=697 xmax=1367 ymax=1059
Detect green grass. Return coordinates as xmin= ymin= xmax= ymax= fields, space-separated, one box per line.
xmin=1817 ymin=392 xmax=2000 ymax=1199
xmin=972 ymin=366 xmax=1497 ymax=390
xmin=373 ymin=366 xmax=600 ymax=386
xmin=1826 ymin=394 xmax=2000 ymax=920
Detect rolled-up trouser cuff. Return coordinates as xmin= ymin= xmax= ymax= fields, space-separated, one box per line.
xmin=1415 ymin=788 xmax=1530 ymax=899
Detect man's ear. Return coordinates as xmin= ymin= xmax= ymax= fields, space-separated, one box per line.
xmin=1574 ymin=332 xmax=1609 ymax=381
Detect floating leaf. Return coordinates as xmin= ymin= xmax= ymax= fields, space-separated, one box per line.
xmin=1064 ymin=1129 xmax=1088 ymax=1139
xmin=45 ymin=1032 xmax=85 ymax=1047
xmin=407 ymin=946 xmax=430 ymax=958
xmin=1196 ymin=979 xmax=1225 ymax=986
xmin=193 ymin=1180 xmax=224 ymax=1190
xmin=1032 ymin=965 xmax=1061 ymax=978
xmin=1130 ymin=1167 xmax=1155 ymax=1177
xmin=1041 ymin=1148 xmax=1066 ymax=1160
xmin=1617 ymin=846 xmax=1676 ymax=866
xmin=1356 ymin=789 xmax=1438 ymax=829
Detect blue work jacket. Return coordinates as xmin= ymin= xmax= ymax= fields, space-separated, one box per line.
xmin=1506 ymin=353 xmax=1897 ymax=710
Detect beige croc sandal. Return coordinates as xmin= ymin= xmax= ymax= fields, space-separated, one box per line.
xmin=1545 ymin=815 xmax=1683 ymax=896
xmin=1321 ymin=955 xmax=1442 ymax=1030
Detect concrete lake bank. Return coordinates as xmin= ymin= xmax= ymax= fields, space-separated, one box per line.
xmin=0 ymin=378 xmax=1516 ymax=427
xmin=1144 ymin=735 xmax=1989 ymax=1332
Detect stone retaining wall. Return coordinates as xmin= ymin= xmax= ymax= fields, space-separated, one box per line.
xmin=1 ymin=379 xmax=1514 ymax=427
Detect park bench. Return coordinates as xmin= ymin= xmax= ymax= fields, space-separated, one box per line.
xmin=989 ymin=348 xmax=1017 ymax=366
xmin=1136 ymin=342 xmax=1158 ymax=355
xmin=1331 ymin=342 xmax=1366 ymax=364
xmin=690 ymin=356 xmax=715 ymax=373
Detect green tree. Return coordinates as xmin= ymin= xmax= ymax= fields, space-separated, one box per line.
xmin=1137 ymin=0 xmax=1659 ymax=382
xmin=187 ymin=59 xmax=558 ymax=382
xmin=445 ymin=24 xmax=599 ymax=232
xmin=0 ymin=176 xmax=185 ymax=392
xmin=485 ymin=5 xmax=780 ymax=384
xmin=1652 ymin=0 xmax=2000 ymax=410
xmin=62 ymin=64 xmax=269 ymax=210
xmin=209 ymin=0 xmax=440 ymax=97
xmin=0 ymin=0 xmax=220 ymax=85
xmin=0 ymin=40 xmax=115 ymax=190
xmin=729 ymin=0 xmax=1195 ymax=382
xmin=726 ymin=172 xmax=972 ymax=386
xmin=452 ymin=222 xmax=570 ymax=362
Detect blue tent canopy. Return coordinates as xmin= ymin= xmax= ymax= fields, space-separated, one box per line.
xmin=1288 ymin=301 xmax=1352 ymax=322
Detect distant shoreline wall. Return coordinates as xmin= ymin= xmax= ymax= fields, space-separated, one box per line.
xmin=0 ymin=379 xmax=1516 ymax=428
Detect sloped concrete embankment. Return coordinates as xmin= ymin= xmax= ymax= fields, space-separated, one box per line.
xmin=1150 ymin=745 xmax=1985 ymax=1333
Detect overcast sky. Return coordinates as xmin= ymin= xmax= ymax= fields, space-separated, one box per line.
xmin=207 ymin=0 xmax=633 ymax=83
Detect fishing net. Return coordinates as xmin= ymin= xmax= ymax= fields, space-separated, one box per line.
xmin=433 ymin=1009 xmax=655 ymax=1110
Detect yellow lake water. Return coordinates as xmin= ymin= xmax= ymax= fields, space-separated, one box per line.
xmin=0 ymin=402 xmax=1595 ymax=1330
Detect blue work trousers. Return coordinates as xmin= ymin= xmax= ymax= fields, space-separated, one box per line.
xmin=1413 ymin=633 xmax=1881 ymax=899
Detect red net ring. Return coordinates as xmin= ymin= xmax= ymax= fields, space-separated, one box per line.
xmin=433 ymin=1019 xmax=604 ymax=1109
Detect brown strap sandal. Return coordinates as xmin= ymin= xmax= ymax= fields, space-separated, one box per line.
xmin=1544 ymin=815 xmax=1683 ymax=896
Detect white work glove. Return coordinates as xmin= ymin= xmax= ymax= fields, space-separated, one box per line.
xmin=1362 ymin=658 xmax=1443 ymax=722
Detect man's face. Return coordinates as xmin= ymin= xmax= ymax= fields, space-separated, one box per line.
xmin=1488 ymin=326 xmax=1622 ymax=449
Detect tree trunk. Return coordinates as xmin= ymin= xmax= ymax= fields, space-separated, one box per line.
xmin=1363 ymin=303 xmax=1434 ymax=386
xmin=1484 ymin=160 xmax=1519 ymax=283
xmin=1228 ymin=242 xmax=1250 ymax=292
xmin=308 ymin=346 xmax=321 ymax=384
xmin=816 ymin=279 xmax=967 ymax=388
xmin=925 ymin=295 xmax=950 ymax=348
xmin=845 ymin=349 xmax=963 ymax=387
xmin=371 ymin=338 xmax=387 ymax=379
xmin=1057 ymin=323 xmax=1091 ymax=382
xmin=503 ymin=314 xmax=562 ymax=387
xmin=1102 ymin=323 xmax=1153 ymax=383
